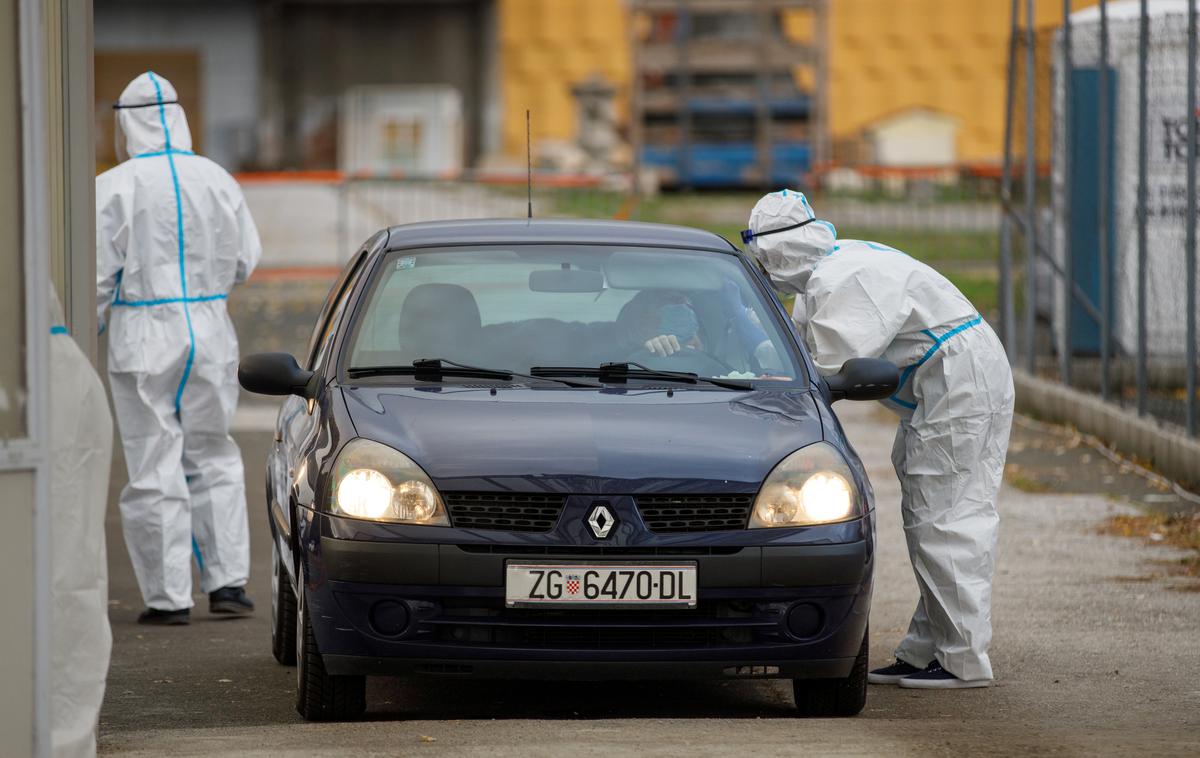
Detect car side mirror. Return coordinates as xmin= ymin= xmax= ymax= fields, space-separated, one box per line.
xmin=238 ymin=352 xmax=317 ymax=398
xmin=825 ymin=358 xmax=900 ymax=402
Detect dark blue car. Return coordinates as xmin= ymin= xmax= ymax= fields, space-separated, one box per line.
xmin=238 ymin=219 xmax=898 ymax=721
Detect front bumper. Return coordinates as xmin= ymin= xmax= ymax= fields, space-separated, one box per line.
xmin=299 ymin=513 xmax=873 ymax=680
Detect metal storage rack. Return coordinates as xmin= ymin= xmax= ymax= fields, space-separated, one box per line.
xmin=629 ymin=0 xmax=829 ymax=189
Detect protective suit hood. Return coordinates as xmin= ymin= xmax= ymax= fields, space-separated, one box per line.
xmin=746 ymin=190 xmax=837 ymax=295
xmin=115 ymin=72 xmax=193 ymax=159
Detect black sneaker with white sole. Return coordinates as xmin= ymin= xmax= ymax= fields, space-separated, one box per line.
xmin=210 ymin=586 xmax=255 ymax=616
xmin=899 ymin=660 xmax=991 ymax=689
xmin=867 ymin=658 xmax=927 ymax=685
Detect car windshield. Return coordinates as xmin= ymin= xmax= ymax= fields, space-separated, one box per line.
xmin=345 ymin=244 xmax=802 ymax=384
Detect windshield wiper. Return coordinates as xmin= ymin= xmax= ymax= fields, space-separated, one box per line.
xmin=530 ymin=362 xmax=754 ymax=391
xmin=347 ymin=358 xmax=602 ymax=389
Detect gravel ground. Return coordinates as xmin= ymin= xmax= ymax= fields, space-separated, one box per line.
xmin=96 ymin=280 xmax=1200 ymax=755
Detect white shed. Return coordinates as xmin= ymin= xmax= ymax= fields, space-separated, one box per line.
xmin=863 ymin=107 xmax=960 ymax=167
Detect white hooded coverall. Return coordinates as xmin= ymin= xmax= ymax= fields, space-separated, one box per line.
xmin=49 ymin=291 xmax=113 ymax=758
xmin=747 ymin=191 xmax=1014 ymax=682
xmin=97 ymin=72 xmax=262 ymax=611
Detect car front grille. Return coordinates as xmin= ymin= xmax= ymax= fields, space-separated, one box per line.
xmin=454 ymin=545 xmax=743 ymax=556
xmin=443 ymin=492 xmax=567 ymax=533
xmin=420 ymin=600 xmax=788 ymax=650
xmin=635 ymin=494 xmax=754 ymax=533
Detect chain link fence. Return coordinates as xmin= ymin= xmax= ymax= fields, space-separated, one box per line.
xmin=1002 ymin=0 xmax=1199 ymax=437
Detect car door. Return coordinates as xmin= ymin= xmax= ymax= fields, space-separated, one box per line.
xmin=270 ymin=235 xmax=381 ymax=551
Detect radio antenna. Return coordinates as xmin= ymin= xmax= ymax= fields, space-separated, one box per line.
xmin=526 ymin=109 xmax=533 ymax=219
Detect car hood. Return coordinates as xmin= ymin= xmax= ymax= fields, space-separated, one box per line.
xmin=340 ymin=385 xmax=827 ymax=494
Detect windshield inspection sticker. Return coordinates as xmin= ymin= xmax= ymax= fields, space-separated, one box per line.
xmin=396 ymin=256 xmax=416 ymax=271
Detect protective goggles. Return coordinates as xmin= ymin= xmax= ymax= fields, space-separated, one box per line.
xmin=740 ymin=217 xmax=815 ymax=245
xmin=112 ymin=100 xmax=178 ymax=110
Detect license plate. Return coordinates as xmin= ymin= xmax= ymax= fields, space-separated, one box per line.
xmin=505 ymin=561 xmax=698 ymax=608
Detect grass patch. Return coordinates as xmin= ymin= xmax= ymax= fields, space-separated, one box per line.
xmin=835 ymin=228 xmax=998 ymax=265
xmin=1004 ymin=464 xmax=1053 ymax=493
xmin=543 ymin=187 xmax=628 ymax=219
xmin=1098 ymin=512 xmax=1200 ymax=581
xmin=945 ymin=274 xmax=999 ymax=314
xmin=573 ymin=192 xmax=1003 ymax=317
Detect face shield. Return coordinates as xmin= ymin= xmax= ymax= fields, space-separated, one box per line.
xmin=113 ymin=112 xmax=129 ymax=163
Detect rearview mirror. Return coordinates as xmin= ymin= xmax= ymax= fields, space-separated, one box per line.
xmin=824 ymin=358 xmax=900 ymax=402
xmin=529 ymin=268 xmax=605 ymax=293
xmin=238 ymin=352 xmax=317 ymax=398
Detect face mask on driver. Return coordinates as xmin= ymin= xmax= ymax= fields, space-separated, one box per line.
xmin=659 ymin=303 xmax=699 ymax=342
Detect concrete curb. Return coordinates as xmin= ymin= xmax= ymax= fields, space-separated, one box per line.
xmin=1013 ymin=369 xmax=1200 ymax=490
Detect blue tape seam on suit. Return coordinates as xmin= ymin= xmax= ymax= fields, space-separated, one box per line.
xmin=191 ymin=535 xmax=205 ymax=572
xmin=135 ymin=149 xmax=194 ymax=159
xmin=112 ymin=258 xmax=228 ymax=305
xmin=887 ymin=315 xmax=984 ymax=410
xmin=114 ymin=293 xmax=227 ymax=307
xmin=148 ymin=74 xmax=206 ymax=578
xmin=146 ymin=71 xmax=196 ymax=417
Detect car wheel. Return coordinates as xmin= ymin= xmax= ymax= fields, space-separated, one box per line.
xmin=792 ymin=627 xmax=868 ymax=718
xmin=294 ymin=574 xmax=366 ymax=721
xmin=270 ymin=540 xmax=297 ymax=666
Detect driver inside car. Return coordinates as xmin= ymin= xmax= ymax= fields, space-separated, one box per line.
xmin=627 ymin=284 xmax=779 ymax=375
xmin=620 ymin=290 xmax=703 ymax=358
xmin=390 ymin=280 xmax=779 ymax=377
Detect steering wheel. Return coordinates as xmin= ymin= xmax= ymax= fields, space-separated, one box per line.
xmin=624 ymin=346 xmax=735 ymax=377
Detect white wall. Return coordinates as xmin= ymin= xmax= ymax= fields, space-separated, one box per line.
xmin=95 ymin=0 xmax=260 ymax=170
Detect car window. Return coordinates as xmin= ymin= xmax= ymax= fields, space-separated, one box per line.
xmin=345 ymin=244 xmax=801 ymax=384
xmin=307 ymin=250 xmax=369 ymax=370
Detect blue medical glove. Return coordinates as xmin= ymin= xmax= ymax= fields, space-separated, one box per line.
xmin=720 ymin=280 xmax=768 ymax=350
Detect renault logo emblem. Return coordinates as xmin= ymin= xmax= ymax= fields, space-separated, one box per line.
xmin=587 ymin=503 xmax=616 ymax=539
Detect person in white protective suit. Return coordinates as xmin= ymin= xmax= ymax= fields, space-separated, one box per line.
xmin=745 ymin=190 xmax=1014 ymax=689
xmin=49 ymin=290 xmax=113 ymax=758
xmin=97 ymin=72 xmax=262 ymax=625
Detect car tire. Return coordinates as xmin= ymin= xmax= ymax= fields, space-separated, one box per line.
xmin=294 ymin=576 xmax=367 ymax=721
xmin=791 ymin=627 xmax=868 ymax=718
xmin=270 ymin=540 xmax=297 ymax=666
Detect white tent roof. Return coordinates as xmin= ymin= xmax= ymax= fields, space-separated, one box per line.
xmin=1070 ymin=0 xmax=1199 ymax=24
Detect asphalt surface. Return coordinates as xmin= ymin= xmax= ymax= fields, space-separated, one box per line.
xmin=96 ymin=280 xmax=1200 ymax=755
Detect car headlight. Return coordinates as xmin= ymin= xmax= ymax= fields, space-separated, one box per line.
xmin=750 ymin=442 xmax=860 ymax=528
xmin=329 ymin=438 xmax=449 ymax=525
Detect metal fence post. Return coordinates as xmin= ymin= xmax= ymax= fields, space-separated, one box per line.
xmin=1188 ymin=0 xmax=1199 ymax=436
xmin=1136 ymin=0 xmax=1149 ymax=415
xmin=337 ymin=175 xmax=349 ymax=260
xmin=754 ymin=0 xmax=772 ymax=190
xmin=676 ymin=0 xmax=692 ymax=191
xmin=1024 ymin=0 xmax=1038 ymax=374
xmin=1098 ymin=0 xmax=1111 ymax=401
xmin=1061 ymin=0 xmax=1073 ymax=385
xmin=1000 ymin=0 xmax=1020 ymax=363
